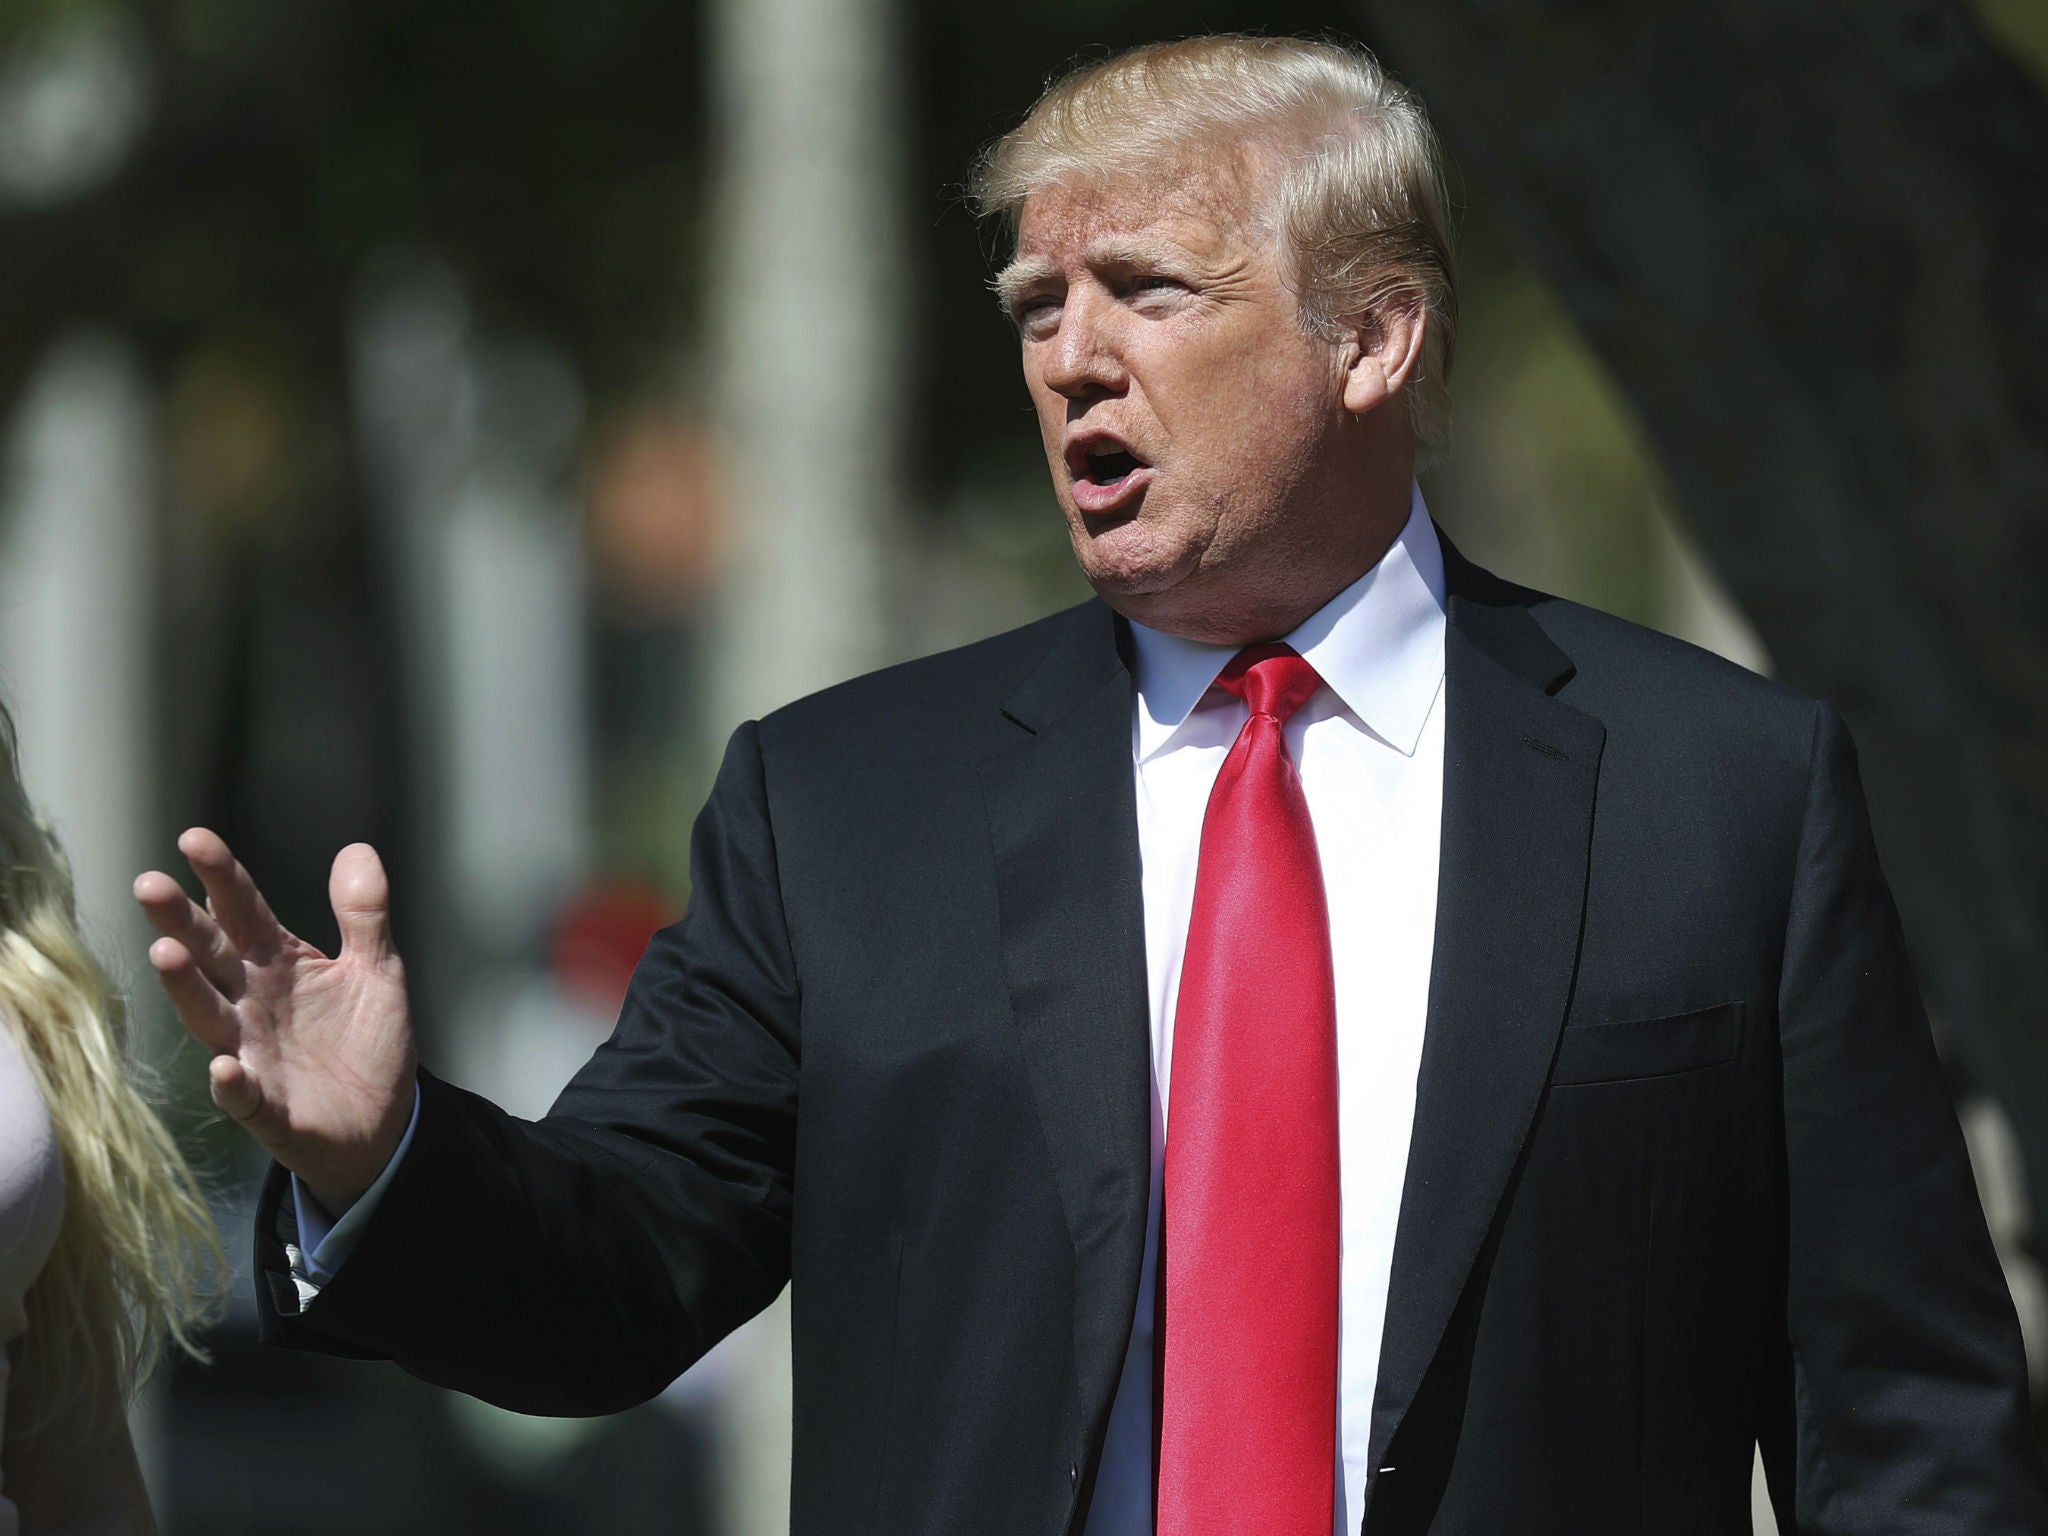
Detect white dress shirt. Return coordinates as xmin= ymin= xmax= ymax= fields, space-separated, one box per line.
xmin=1085 ymin=485 xmax=1447 ymax=1536
xmin=295 ymin=487 xmax=1448 ymax=1536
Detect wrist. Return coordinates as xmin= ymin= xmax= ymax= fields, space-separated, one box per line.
xmin=296 ymin=1093 xmax=414 ymax=1217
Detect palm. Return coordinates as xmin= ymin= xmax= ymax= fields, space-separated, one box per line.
xmin=135 ymin=830 xmax=417 ymax=1212
xmin=244 ymin=942 xmax=402 ymax=1107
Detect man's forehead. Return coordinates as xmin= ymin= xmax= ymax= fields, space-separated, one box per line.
xmin=1006 ymin=221 xmax=1226 ymax=276
xmin=1010 ymin=161 xmax=1264 ymax=267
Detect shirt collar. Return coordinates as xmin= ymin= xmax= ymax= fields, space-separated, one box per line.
xmin=1128 ymin=481 xmax=1448 ymax=762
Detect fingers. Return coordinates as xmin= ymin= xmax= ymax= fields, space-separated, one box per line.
xmin=177 ymin=828 xmax=288 ymax=962
xmin=147 ymin=935 xmax=240 ymax=1051
xmin=329 ymin=843 xmax=396 ymax=964
xmin=133 ymin=868 xmax=247 ymax=999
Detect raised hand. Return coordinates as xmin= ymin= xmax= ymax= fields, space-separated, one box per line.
xmin=134 ymin=829 xmax=417 ymax=1215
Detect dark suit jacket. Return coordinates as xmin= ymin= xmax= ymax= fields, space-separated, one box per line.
xmin=256 ymin=541 xmax=2047 ymax=1534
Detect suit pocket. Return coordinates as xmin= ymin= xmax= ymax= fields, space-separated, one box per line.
xmin=1549 ymin=1001 xmax=1746 ymax=1086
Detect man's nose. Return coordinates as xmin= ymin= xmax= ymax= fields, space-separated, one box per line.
xmin=1039 ymin=289 xmax=1127 ymax=398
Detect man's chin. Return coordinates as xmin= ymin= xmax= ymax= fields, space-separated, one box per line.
xmin=1084 ymin=566 xmax=1178 ymax=597
xmin=1077 ymin=560 xmax=1197 ymax=609
xmin=1070 ymin=528 xmax=1201 ymax=602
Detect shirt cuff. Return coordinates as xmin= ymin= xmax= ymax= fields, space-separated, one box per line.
xmin=287 ymin=1083 xmax=422 ymax=1308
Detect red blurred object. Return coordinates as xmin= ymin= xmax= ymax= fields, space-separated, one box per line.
xmin=550 ymin=878 xmax=684 ymax=1018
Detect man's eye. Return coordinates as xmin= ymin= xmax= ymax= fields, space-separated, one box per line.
xmin=1014 ymin=298 xmax=1061 ymax=335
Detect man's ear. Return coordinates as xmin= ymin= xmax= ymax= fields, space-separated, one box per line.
xmin=1339 ymin=304 xmax=1427 ymax=417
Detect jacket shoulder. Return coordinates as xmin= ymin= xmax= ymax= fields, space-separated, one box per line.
xmin=752 ymin=601 xmax=1102 ymax=760
xmin=1516 ymin=584 xmax=1819 ymax=764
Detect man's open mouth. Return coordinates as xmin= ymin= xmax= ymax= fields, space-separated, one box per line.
xmin=1081 ymin=447 xmax=1145 ymax=487
xmin=1066 ymin=438 xmax=1154 ymax=513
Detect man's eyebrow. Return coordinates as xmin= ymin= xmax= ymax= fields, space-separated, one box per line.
xmin=1082 ymin=239 xmax=1190 ymax=272
xmin=992 ymin=258 xmax=1059 ymax=313
xmin=993 ymin=240 xmax=1197 ymax=312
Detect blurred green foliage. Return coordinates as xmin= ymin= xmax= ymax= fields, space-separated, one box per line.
xmin=1975 ymin=0 xmax=2048 ymax=81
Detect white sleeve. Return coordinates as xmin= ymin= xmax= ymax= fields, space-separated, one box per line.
xmin=285 ymin=1083 xmax=422 ymax=1311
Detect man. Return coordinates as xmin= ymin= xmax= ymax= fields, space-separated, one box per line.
xmin=136 ymin=34 xmax=2045 ymax=1536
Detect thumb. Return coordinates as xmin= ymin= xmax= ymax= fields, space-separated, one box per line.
xmin=330 ymin=843 xmax=395 ymax=963
xmin=209 ymin=1053 xmax=266 ymax=1128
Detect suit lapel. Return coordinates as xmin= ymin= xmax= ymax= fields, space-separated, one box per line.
xmin=973 ymin=563 xmax=1604 ymax=1498
xmin=1366 ymin=543 xmax=1607 ymax=1479
xmin=980 ymin=600 xmax=1155 ymax=1461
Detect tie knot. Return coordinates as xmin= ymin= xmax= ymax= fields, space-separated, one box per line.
xmin=1214 ymin=644 xmax=1323 ymax=725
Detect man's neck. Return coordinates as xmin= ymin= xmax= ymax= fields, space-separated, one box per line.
xmin=1109 ymin=497 xmax=1417 ymax=647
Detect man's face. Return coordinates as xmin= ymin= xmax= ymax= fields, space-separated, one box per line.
xmin=999 ymin=159 xmax=1357 ymax=631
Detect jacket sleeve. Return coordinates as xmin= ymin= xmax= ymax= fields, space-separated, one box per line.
xmin=253 ymin=720 xmax=800 ymax=1417
xmin=1761 ymin=700 xmax=2047 ymax=1531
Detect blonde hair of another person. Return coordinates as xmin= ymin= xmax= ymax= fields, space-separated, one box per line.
xmin=0 ymin=700 xmax=221 ymax=1434
xmin=972 ymin=34 xmax=1459 ymax=468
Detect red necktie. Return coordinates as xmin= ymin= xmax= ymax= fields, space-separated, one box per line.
xmin=1158 ymin=644 xmax=1340 ymax=1536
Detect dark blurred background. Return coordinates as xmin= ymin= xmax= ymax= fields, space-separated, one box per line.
xmin=2 ymin=0 xmax=2045 ymax=1530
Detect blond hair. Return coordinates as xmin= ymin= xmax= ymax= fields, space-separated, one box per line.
xmin=0 ymin=699 xmax=222 ymax=1431
xmin=972 ymin=34 xmax=1459 ymax=467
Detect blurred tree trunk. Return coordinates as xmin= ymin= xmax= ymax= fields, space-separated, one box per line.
xmin=1354 ymin=1 xmax=2048 ymax=1238
xmin=703 ymin=0 xmax=911 ymax=1523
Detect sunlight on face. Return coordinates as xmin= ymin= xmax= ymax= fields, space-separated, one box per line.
xmin=1003 ymin=158 xmax=1359 ymax=633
